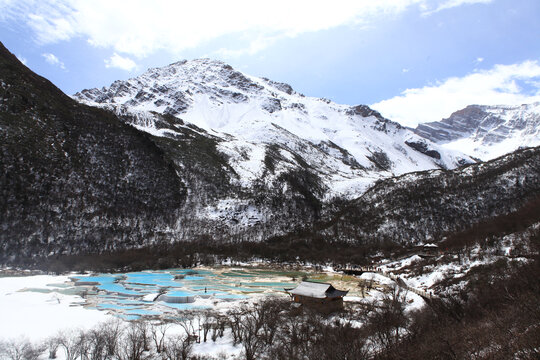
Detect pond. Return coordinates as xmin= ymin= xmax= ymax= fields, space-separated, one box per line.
xmin=35 ymin=266 xmax=317 ymax=320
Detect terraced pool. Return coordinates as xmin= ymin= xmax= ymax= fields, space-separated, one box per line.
xmin=57 ymin=267 xmax=314 ymax=320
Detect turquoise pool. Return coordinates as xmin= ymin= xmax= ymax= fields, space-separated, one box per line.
xmin=65 ymin=267 xmax=301 ymax=320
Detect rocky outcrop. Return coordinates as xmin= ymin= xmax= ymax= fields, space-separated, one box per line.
xmin=414 ymin=103 xmax=540 ymax=160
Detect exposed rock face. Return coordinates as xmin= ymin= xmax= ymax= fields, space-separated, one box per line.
xmin=415 ymin=103 xmax=540 ymax=160
xmin=405 ymin=140 xmax=441 ymax=160
xmin=74 ymin=58 xmax=473 ymax=197
xmin=346 ymin=104 xmax=389 ymax=124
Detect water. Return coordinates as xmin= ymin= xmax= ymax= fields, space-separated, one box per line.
xmin=30 ymin=266 xmax=304 ymax=320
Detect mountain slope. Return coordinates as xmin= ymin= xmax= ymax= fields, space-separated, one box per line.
xmin=0 ymin=42 xmax=185 ymax=262
xmin=75 ymin=59 xmax=473 ymax=200
xmin=415 ymin=103 xmax=540 ymax=160
xmin=316 ymin=146 xmax=540 ymax=248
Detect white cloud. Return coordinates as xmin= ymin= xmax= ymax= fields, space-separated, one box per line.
xmin=371 ymin=61 xmax=540 ymax=127
xmin=0 ymin=0 xmax=495 ymax=58
xmin=214 ymin=36 xmax=281 ymax=59
xmin=41 ymin=52 xmax=65 ymax=69
xmin=104 ymin=53 xmax=137 ymax=71
xmin=476 ymin=57 xmax=484 ymax=63
xmin=433 ymin=0 xmax=493 ymax=12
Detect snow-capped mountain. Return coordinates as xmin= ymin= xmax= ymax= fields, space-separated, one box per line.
xmin=2 ymin=39 xmax=539 ymax=268
xmin=75 ymin=59 xmax=472 ymax=200
xmin=414 ymin=103 xmax=540 ymax=160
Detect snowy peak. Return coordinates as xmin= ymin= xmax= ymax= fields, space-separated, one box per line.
xmin=75 ymin=58 xmax=298 ymax=118
xmin=415 ymin=103 xmax=540 ymax=160
xmin=74 ymin=59 xmax=474 ymax=198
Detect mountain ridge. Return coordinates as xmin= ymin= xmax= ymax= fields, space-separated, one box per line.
xmin=414 ymin=102 xmax=540 ymax=160
xmin=74 ymin=58 xmax=473 ymax=197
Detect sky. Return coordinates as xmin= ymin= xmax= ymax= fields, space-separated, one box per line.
xmin=1 ymin=0 xmax=539 ymax=127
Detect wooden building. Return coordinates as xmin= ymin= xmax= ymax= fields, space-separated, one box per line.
xmin=285 ymin=281 xmax=348 ymax=312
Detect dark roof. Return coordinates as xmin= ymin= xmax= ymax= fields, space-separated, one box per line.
xmin=285 ymin=281 xmax=348 ymax=299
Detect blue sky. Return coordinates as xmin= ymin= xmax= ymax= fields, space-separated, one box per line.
xmin=1 ymin=0 xmax=539 ymax=126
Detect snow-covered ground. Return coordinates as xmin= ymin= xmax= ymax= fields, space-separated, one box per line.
xmin=0 ymin=275 xmax=113 ymax=342
xmin=4 ymin=248 xmax=530 ymax=359
xmin=0 ymin=265 xmax=428 ymax=346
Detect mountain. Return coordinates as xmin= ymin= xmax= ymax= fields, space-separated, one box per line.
xmin=0 ymin=42 xmax=185 ymax=262
xmin=74 ymin=59 xmax=473 ymax=198
xmin=7 ymin=40 xmax=537 ymax=269
xmin=414 ymin=103 xmax=540 ymax=160
xmin=72 ymin=59 xmax=476 ymax=244
xmin=271 ymin=146 xmax=540 ymax=263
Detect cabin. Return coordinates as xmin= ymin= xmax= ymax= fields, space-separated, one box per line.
xmin=285 ymin=281 xmax=348 ymax=312
xmin=423 ymin=243 xmax=439 ymax=254
xmin=415 ymin=242 xmax=439 ymax=258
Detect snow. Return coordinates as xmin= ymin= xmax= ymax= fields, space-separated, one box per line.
xmin=200 ymin=198 xmax=264 ymax=226
xmin=74 ymin=58 xmax=474 ymax=199
xmin=132 ymin=124 xmax=181 ymax=138
xmin=143 ymin=293 xmax=159 ymax=301
xmin=0 ymin=275 xmax=113 ymax=342
xmin=403 ymin=292 xmax=425 ymax=312
xmin=192 ymin=334 xmax=242 ymax=358
xmin=428 ymin=102 xmax=540 ymax=161
xmin=443 ymin=133 xmax=539 ymax=161
xmin=358 ymin=272 xmax=394 ymax=286
xmin=379 ymin=255 xmax=422 ymax=272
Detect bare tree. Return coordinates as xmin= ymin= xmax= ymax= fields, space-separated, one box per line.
xmin=98 ymin=319 xmax=123 ymax=358
xmin=162 ymin=335 xmax=193 ymax=360
xmin=367 ymin=285 xmax=408 ymax=354
xmin=73 ymin=330 xmax=91 ymax=360
xmin=0 ymin=339 xmax=44 ymax=360
xmin=211 ymin=314 xmax=227 ymax=342
xmin=44 ymin=336 xmax=60 ymax=359
xmin=86 ymin=328 xmax=108 ymax=360
xmin=116 ymin=322 xmax=149 ymax=360
xmin=227 ymin=308 xmax=245 ymax=346
xmin=174 ymin=312 xmax=199 ymax=344
xmin=150 ymin=322 xmax=172 ymax=354
xmin=55 ymin=330 xmax=80 ymax=360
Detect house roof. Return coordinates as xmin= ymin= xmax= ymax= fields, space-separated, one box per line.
xmin=285 ymin=281 xmax=348 ymax=299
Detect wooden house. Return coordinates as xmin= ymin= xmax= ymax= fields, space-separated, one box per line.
xmin=285 ymin=281 xmax=348 ymax=312
xmin=423 ymin=243 xmax=439 ymax=254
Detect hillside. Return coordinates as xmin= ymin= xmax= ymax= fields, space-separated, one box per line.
xmin=0 ymin=43 xmax=185 ymax=262
xmin=319 ymin=146 xmax=540 ymax=246
xmin=1 ymin=40 xmax=538 ymax=269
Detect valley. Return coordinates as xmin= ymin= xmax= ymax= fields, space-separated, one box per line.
xmin=1 ymin=37 xmax=539 ymax=359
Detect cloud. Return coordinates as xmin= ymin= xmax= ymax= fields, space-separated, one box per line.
xmin=371 ymin=60 xmax=540 ymax=127
xmin=214 ymin=36 xmax=281 ymax=59
xmin=104 ymin=53 xmax=137 ymax=71
xmin=41 ymin=52 xmax=65 ymax=69
xmin=0 ymin=0 xmax=495 ymax=58
xmin=432 ymin=0 xmax=493 ymax=13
